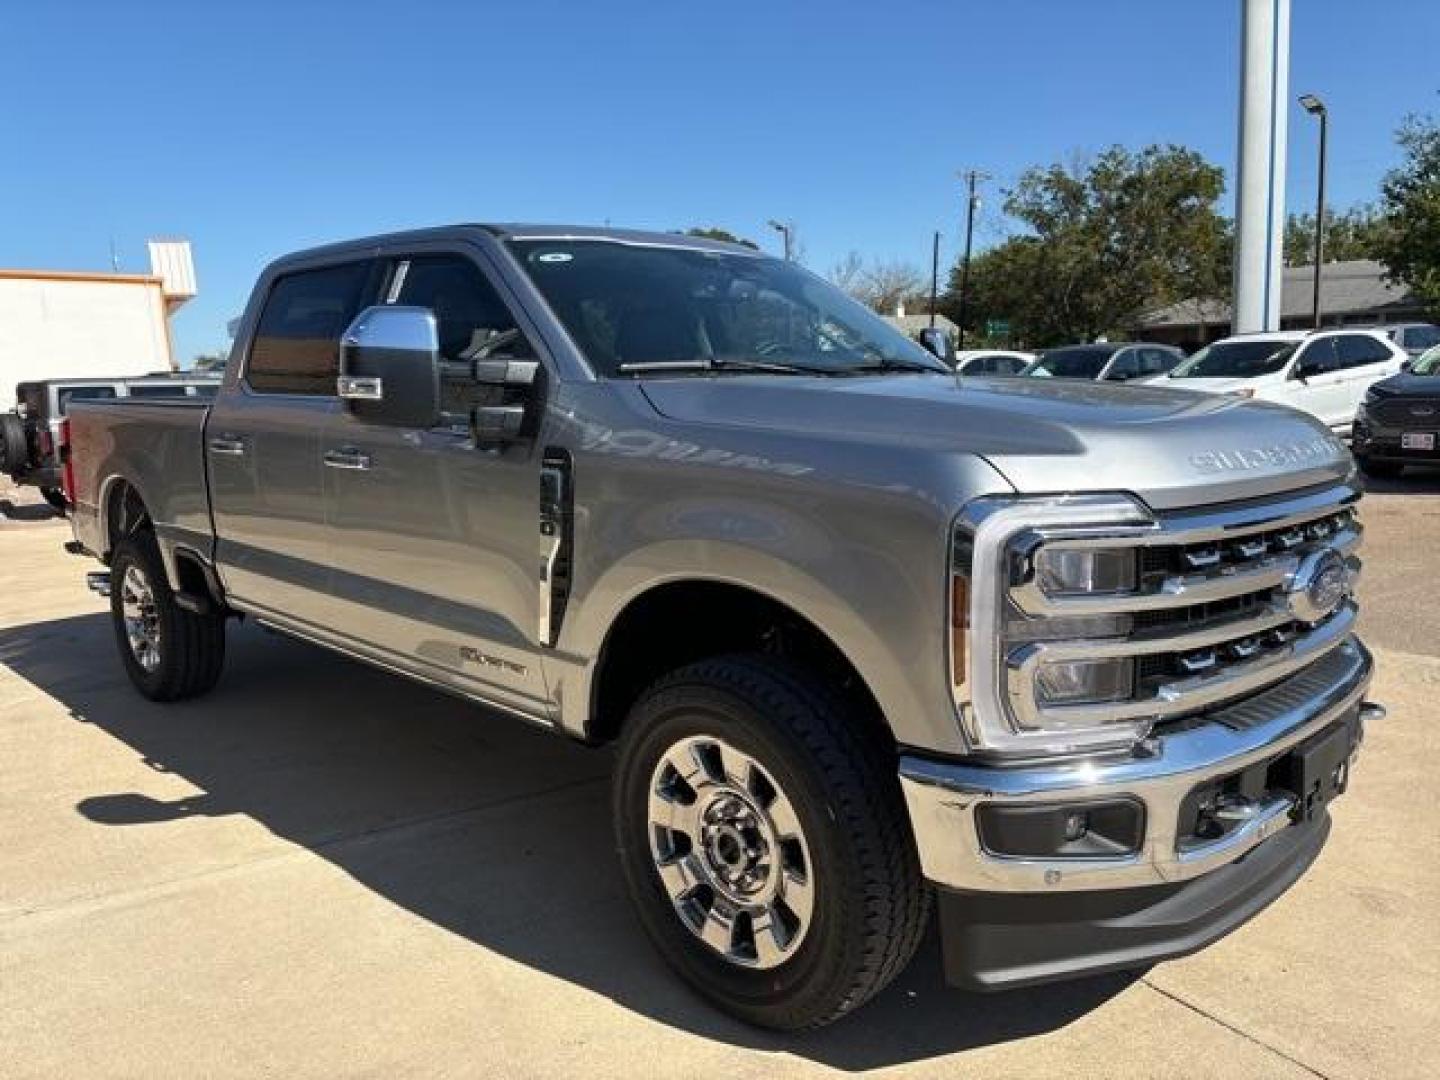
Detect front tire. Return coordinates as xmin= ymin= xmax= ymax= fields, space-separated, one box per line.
xmin=109 ymin=531 xmax=225 ymax=701
xmin=613 ymin=654 xmax=929 ymax=1030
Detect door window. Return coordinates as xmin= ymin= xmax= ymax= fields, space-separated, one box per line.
xmin=247 ymin=261 xmax=375 ymax=395
xmin=1295 ymin=338 xmax=1340 ymax=376
xmin=1140 ymin=348 xmax=1180 ymax=375
xmin=387 ymin=256 xmax=534 ymax=363
xmin=1106 ymin=350 xmax=1141 ymax=380
xmin=1334 ymin=334 xmax=1393 ymax=370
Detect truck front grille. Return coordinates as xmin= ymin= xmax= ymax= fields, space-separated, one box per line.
xmin=1003 ymin=485 xmax=1362 ymax=734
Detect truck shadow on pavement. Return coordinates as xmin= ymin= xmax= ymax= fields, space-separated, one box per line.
xmin=0 ymin=612 xmax=1133 ymax=1071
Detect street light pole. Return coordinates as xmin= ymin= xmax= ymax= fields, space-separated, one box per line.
xmin=928 ymin=230 xmax=940 ymax=330
xmin=1299 ymin=94 xmax=1328 ymax=329
xmin=956 ymin=170 xmax=989 ymax=348
xmin=767 ymin=219 xmax=794 ymax=261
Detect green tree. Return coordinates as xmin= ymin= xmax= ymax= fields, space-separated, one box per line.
xmin=1373 ymin=115 xmax=1440 ymax=316
xmin=940 ymin=144 xmax=1230 ymax=345
xmin=684 ymin=227 xmax=759 ymax=250
xmin=1283 ymin=204 xmax=1386 ymax=265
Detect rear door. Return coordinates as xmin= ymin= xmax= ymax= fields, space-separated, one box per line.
xmin=208 ymin=258 xmax=379 ymax=624
xmin=1333 ymin=333 xmax=1402 ymax=428
xmin=320 ymin=246 xmax=553 ymax=717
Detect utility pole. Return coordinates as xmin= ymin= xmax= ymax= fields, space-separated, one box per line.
xmin=928 ymin=231 xmax=940 ymax=330
xmin=956 ymin=170 xmax=989 ymax=348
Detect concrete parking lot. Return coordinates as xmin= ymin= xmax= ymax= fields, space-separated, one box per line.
xmin=2 ymin=475 xmax=1437 ymax=1079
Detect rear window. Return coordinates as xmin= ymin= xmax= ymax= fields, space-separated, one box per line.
xmin=247 ymin=262 xmax=373 ymax=395
xmin=128 ymin=384 xmax=190 ymax=399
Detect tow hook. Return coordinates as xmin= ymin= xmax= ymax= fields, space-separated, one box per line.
xmin=85 ymin=571 xmax=111 ymax=597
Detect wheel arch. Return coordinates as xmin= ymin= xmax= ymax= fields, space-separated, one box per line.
xmin=582 ymin=576 xmax=890 ymax=751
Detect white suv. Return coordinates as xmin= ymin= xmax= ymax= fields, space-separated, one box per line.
xmin=1150 ymin=329 xmax=1407 ymax=435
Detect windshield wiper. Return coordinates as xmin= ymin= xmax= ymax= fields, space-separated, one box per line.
xmin=840 ymin=358 xmax=947 ymax=375
xmin=617 ymin=358 xmax=828 ymax=376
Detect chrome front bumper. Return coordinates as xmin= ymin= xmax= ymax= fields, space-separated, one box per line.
xmin=899 ymin=637 xmax=1377 ymax=893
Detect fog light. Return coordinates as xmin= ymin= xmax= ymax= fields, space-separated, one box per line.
xmin=1034 ymin=548 xmax=1136 ymax=595
xmin=1036 ymin=658 xmax=1134 ymax=705
xmin=977 ymin=800 xmax=1144 ymax=858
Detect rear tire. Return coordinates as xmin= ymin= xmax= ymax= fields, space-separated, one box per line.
xmin=109 ymin=530 xmax=225 ymax=701
xmin=1356 ymin=455 xmax=1403 ymax=479
xmin=612 ymin=654 xmax=929 ymax=1030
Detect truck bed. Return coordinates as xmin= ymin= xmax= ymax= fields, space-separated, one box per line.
xmin=66 ymin=397 xmax=214 ymax=563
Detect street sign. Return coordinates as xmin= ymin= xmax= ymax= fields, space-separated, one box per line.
xmin=985 ymin=319 xmax=1010 ymax=337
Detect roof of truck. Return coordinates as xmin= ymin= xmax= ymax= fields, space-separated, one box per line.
xmin=273 ymin=224 xmax=760 ymax=267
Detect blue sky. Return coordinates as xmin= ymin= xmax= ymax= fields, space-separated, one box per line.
xmin=3 ymin=0 xmax=1437 ymax=363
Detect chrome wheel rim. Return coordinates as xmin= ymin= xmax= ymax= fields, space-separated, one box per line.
xmin=647 ymin=735 xmax=815 ymax=969
xmin=119 ymin=564 xmax=162 ymax=673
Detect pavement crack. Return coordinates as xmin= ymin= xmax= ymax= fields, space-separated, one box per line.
xmin=1141 ymin=977 xmax=1331 ymax=1080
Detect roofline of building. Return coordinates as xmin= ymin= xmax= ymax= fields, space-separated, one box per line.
xmin=0 ymin=268 xmax=165 ymax=287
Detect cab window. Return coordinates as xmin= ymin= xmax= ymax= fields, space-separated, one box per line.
xmin=248 ymin=261 xmax=375 ymax=395
xmin=386 ymin=256 xmax=534 ymax=363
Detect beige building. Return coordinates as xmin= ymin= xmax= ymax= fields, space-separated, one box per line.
xmin=0 ymin=240 xmax=196 ymax=396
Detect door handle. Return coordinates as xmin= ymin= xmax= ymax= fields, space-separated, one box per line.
xmin=323 ymin=447 xmax=372 ymax=471
xmin=208 ymin=434 xmax=246 ymax=456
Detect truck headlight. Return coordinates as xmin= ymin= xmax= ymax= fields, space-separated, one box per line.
xmin=1035 ymin=658 xmax=1135 ymax=705
xmin=950 ymin=494 xmax=1155 ymax=756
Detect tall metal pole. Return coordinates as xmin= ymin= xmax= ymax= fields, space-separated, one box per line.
xmin=1303 ymin=99 xmax=1329 ymax=328
xmin=956 ymin=170 xmax=988 ymax=349
xmin=1233 ymin=0 xmax=1291 ymax=333
xmin=928 ymin=230 xmax=940 ymax=329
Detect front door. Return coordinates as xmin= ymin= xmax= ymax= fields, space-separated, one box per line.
xmin=321 ymin=249 xmax=552 ymax=718
xmin=1285 ymin=336 xmax=1350 ymax=428
xmin=208 ymin=258 xmax=376 ymax=625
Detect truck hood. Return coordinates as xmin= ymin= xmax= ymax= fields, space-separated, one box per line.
xmin=638 ymin=374 xmax=1353 ymax=510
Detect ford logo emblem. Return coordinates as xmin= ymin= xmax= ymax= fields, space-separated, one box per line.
xmin=1285 ymin=549 xmax=1351 ymax=625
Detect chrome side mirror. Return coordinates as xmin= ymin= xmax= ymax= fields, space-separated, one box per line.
xmin=338 ymin=306 xmax=442 ymax=428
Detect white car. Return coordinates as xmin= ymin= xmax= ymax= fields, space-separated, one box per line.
xmin=1149 ymin=329 xmax=1407 ymax=435
xmin=951 ymin=349 xmax=1035 ymax=376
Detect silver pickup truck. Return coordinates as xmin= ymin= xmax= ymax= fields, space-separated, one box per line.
xmin=65 ymin=225 xmax=1380 ymax=1030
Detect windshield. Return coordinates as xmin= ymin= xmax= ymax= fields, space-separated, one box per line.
xmin=506 ymin=239 xmax=945 ymax=377
xmin=1023 ymin=347 xmax=1113 ymax=379
xmin=1413 ymin=344 xmax=1440 ymax=375
xmin=1169 ymin=339 xmax=1296 ymax=378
